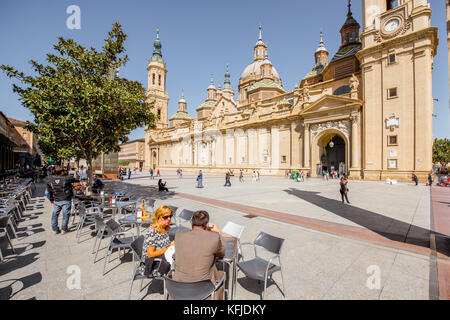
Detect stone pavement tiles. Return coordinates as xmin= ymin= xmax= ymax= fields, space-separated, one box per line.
xmin=0 ymin=173 xmax=441 ymax=299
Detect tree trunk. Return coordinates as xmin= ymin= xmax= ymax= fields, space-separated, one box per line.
xmin=86 ymin=153 xmax=93 ymax=191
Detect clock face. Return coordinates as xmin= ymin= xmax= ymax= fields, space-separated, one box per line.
xmin=384 ymin=19 xmax=400 ymax=32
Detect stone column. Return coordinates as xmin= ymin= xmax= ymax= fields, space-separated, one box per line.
xmin=303 ymin=123 xmax=310 ymax=168
xmin=351 ymin=115 xmax=359 ymax=168
xmin=349 ymin=115 xmax=361 ymax=179
xmin=270 ymin=126 xmax=279 ymax=169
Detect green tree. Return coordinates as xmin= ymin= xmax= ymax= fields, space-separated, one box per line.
xmin=433 ymin=138 xmax=450 ymax=168
xmin=1 ymin=22 xmax=155 ymax=187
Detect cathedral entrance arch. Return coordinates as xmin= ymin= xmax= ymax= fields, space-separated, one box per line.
xmin=311 ymin=128 xmax=349 ymax=177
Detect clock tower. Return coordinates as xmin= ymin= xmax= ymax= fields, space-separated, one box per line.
xmin=357 ymin=0 xmax=438 ymax=181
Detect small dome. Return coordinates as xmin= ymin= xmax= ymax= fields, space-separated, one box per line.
xmin=255 ymin=39 xmax=267 ymax=47
xmin=241 ymin=60 xmax=280 ymax=80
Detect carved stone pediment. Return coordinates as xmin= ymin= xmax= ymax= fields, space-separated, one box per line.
xmin=310 ymin=120 xmax=351 ymax=141
xmin=302 ymin=95 xmax=360 ymax=116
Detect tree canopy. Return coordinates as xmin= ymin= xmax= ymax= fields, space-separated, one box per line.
xmin=433 ymin=138 xmax=450 ymax=168
xmin=1 ymin=22 xmax=155 ymax=186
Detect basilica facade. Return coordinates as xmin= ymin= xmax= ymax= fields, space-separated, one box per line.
xmin=144 ymin=0 xmax=438 ymax=181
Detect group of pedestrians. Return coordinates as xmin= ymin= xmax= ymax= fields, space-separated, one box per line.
xmin=149 ymin=168 xmax=160 ymax=180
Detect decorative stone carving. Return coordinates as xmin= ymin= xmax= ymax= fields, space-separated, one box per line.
xmin=303 ymin=80 xmax=310 ymax=103
xmin=310 ymin=120 xmax=350 ymax=141
xmin=349 ymin=74 xmax=359 ymax=99
xmin=385 ymin=114 xmax=399 ymax=131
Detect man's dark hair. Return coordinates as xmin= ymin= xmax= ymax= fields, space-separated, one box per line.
xmin=191 ymin=210 xmax=209 ymax=228
xmin=55 ymin=168 xmax=64 ymax=176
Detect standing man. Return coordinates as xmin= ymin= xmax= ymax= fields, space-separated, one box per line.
xmin=150 ymin=168 xmax=154 ymax=180
xmin=239 ymin=170 xmax=244 ymax=183
xmin=47 ymin=167 xmax=80 ymax=234
xmin=224 ymin=172 xmax=231 ymax=187
xmin=128 ymin=168 xmax=132 ymax=179
xmin=173 ymin=210 xmax=225 ymax=300
xmin=428 ymin=173 xmax=433 ymax=186
xmin=413 ymin=174 xmax=419 ymax=186
xmin=197 ymin=170 xmax=203 ymax=188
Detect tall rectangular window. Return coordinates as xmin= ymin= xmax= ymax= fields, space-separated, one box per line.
xmin=388 ymin=54 xmax=396 ymax=65
xmin=158 ymin=75 xmax=161 ymax=86
xmin=152 ymin=73 xmax=155 ymax=85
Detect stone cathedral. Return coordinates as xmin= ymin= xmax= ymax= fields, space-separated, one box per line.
xmin=144 ymin=0 xmax=438 ymax=181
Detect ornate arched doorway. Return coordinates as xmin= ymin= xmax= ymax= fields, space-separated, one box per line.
xmin=311 ymin=129 xmax=349 ymax=177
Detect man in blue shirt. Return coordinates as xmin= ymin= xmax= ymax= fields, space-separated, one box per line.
xmin=197 ymin=170 xmax=203 ymax=188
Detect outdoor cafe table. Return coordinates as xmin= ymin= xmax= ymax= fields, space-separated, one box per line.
xmin=118 ymin=214 xmax=152 ymax=236
xmin=106 ymin=200 xmax=136 ymax=219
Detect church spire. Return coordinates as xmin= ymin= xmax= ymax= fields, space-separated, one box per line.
xmin=151 ymin=28 xmax=163 ymax=62
xmin=223 ymin=64 xmax=231 ymax=89
xmin=254 ymin=25 xmax=267 ymax=61
xmin=339 ymin=0 xmax=361 ymax=49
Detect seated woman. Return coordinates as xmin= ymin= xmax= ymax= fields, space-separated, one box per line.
xmin=158 ymin=179 xmax=169 ymax=192
xmin=139 ymin=206 xmax=174 ymax=277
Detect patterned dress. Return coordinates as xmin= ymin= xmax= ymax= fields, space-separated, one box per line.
xmin=138 ymin=227 xmax=171 ymax=276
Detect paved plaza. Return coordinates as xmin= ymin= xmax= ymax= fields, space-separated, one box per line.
xmin=0 ymin=171 xmax=449 ymax=300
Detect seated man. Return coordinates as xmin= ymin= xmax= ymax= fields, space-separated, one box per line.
xmin=92 ymin=175 xmax=104 ymax=194
xmin=173 ymin=210 xmax=225 ymax=299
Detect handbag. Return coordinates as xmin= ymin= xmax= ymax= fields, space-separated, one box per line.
xmin=144 ymin=255 xmax=171 ymax=276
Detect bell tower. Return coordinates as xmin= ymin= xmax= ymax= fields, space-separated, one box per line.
xmin=146 ymin=28 xmax=169 ymax=129
xmin=357 ymin=0 xmax=438 ymax=181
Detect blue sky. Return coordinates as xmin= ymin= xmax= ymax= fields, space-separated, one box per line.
xmin=0 ymin=0 xmax=448 ymax=140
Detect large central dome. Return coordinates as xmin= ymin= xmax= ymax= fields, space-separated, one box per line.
xmin=240 ymin=60 xmax=280 ymax=80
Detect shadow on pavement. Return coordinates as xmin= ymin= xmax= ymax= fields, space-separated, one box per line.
xmin=284 ymin=188 xmax=450 ymax=257
xmin=0 ymin=272 xmax=42 ymax=300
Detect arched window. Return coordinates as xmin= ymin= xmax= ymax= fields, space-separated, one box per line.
xmin=333 ymin=85 xmax=351 ymax=96
xmin=158 ymin=75 xmax=161 ymax=86
xmin=346 ymin=32 xmax=350 ymax=44
xmin=152 ymin=73 xmax=155 ymax=85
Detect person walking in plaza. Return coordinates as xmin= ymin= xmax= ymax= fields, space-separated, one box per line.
xmin=150 ymin=168 xmax=154 ymax=180
xmin=251 ymin=170 xmax=257 ymax=184
xmin=428 ymin=173 xmax=433 ymax=186
xmin=128 ymin=168 xmax=131 ymax=179
xmin=339 ymin=177 xmax=350 ymax=204
xmin=224 ymin=172 xmax=231 ymax=187
xmin=180 ymin=169 xmax=183 ymax=178
xmin=239 ymin=169 xmax=244 ymax=183
xmin=197 ymin=170 xmax=204 ymax=188
xmin=256 ymin=170 xmax=260 ymax=182
xmin=173 ymin=210 xmax=225 ymax=300
xmin=47 ymin=167 xmax=80 ymax=234
xmin=156 ymin=169 xmax=160 ymax=177
xmin=413 ymin=173 xmax=418 ymax=186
